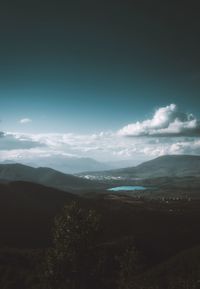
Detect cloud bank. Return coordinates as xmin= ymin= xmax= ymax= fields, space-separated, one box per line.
xmin=118 ymin=104 xmax=200 ymax=137
xmin=1 ymin=131 xmax=200 ymax=165
xmin=0 ymin=132 xmax=44 ymax=150
xmin=1 ymin=104 xmax=200 ymax=167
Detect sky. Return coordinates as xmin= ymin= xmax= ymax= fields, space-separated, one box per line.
xmin=1 ymin=0 xmax=200 ymax=165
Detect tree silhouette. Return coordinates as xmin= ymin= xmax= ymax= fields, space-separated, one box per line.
xmin=42 ymin=201 xmax=101 ymax=289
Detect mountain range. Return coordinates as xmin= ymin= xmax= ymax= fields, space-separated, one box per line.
xmin=0 ymin=163 xmax=104 ymax=193
xmin=1 ymin=155 xmax=200 ymax=199
xmin=1 ymin=156 xmax=111 ymax=174
xmin=80 ymin=155 xmax=200 ymax=179
xmin=1 ymin=156 xmax=142 ymax=174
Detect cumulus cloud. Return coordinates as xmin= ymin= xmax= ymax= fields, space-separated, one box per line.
xmin=118 ymin=104 xmax=200 ymax=137
xmin=19 ymin=118 xmax=32 ymax=124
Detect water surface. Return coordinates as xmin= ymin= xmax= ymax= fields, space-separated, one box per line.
xmin=108 ymin=186 xmax=147 ymax=191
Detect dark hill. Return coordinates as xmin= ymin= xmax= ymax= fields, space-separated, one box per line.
xmin=0 ymin=181 xmax=77 ymax=247
xmin=0 ymin=163 xmax=103 ymax=192
xmin=82 ymin=155 xmax=200 ymax=179
xmin=0 ymin=181 xmax=76 ymax=210
xmin=134 ymin=155 xmax=200 ymax=178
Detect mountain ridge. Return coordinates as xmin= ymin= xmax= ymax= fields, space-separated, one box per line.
xmin=0 ymin=163 xmax=104 ymax=192
xmin=0 ymin=156 xmax=112 ymax=174
xmin=79 ymin=155 xmax=200 ymax=179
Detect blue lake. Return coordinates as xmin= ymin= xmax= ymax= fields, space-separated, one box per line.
xmin=108 ymin=186 xmax=147 ymax=191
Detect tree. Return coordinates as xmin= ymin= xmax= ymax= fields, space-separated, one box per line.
xmin=42 ymin=201 xmax=101 ymax=289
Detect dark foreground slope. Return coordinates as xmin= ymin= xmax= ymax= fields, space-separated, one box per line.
xmin=138 ymin=245 xmax=200 ymax=289
xmin=0 ymin=181 xmax=77 ymax=247
xmin=0 ymin=181 xmax=199 ymax=260
xmin=0 ymin=180 xmax=199 ymax=288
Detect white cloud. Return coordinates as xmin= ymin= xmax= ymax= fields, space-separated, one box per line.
xmin=1 ymin=104 xmax=200 ymax=166
xmin=19 ymin=118 xmax=32 ymax=124
xmin=118 ymin=104 xmax=200 ymax=137
xmin=0 ymin=130 xmax=200 ymax=166
xmin=7 ymin=132 xmax=200 ymax=164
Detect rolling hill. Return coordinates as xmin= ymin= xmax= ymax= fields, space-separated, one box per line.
xmin=80 ymin=155 xmax=200 ymax=179
xmin=0 ymin=163 xmax=105 ymax=193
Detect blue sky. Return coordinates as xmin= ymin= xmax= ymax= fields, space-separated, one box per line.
xmin=0 ymin=0 xmax=200 ymax=165
xmin=0 ymin=0 xmax=200 ymax=134
xmin=1 ymin=86 xmax=200 ymax=134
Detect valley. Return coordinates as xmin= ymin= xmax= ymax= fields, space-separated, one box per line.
xmin=0 ymin=155 xmax=200 ymax=288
